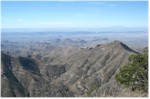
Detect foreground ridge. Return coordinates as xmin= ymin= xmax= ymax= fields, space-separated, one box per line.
xmin=1 ymin=41 xmax=147 ymax=97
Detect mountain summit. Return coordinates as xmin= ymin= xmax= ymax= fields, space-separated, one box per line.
xmin=1 ymin=41 xmax=143 ymax=97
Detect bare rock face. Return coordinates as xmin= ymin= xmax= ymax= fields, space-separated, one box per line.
xmin=1 ymin=41 xmax=141 ymax=97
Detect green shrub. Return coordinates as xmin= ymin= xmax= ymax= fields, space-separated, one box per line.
xmin=115 ymin=51 xmax=148 ymax=92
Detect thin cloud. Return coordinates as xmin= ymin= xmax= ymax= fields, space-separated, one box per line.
xmin=80 ymin=1 xmax=118 ymax=7
xmin=39 ymin=21 xmax=70 ymax=25
xmin=37 ymin=21 xmax=73 ymax=28
xmin=76 ymin=13 xmax=97 ymax=17
xmin=16 ymin=18 xmax=24 ymax=23
xmin=80 ymin=2 xmax=105 ymax=5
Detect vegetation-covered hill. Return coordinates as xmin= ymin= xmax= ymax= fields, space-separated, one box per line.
xmin=115 ymin=47 xmax=148 ymax=92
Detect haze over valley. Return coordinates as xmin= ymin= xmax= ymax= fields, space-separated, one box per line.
xmin=1 ymin=1 xmax=148 ymax=97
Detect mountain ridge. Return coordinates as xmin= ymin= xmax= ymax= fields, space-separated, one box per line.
xmin=1 ymin=41 xmax=146 ymax=97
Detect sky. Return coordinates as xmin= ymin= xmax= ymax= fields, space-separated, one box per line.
xmin=1 ymin=1 xmax=148 ymax=30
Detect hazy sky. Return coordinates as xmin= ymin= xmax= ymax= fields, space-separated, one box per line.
xmin=1 ymin=1 xmax=148 ymax=29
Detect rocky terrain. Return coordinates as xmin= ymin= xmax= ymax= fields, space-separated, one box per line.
xmin=1 ymin=40 xmax=147 ymax=97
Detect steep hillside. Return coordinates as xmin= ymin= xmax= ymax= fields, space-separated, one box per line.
xmin=1 ymin=41 xmax=145 ymax=97
xmin=1 ymin=53 xmax=29 ymax=97
xmin=50 ymin=41 xmax=138 ymax=96
xmin=1 ymin=53 xmax=74 ymax=97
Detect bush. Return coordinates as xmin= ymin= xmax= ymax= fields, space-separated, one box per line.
xmin=115 ymin=51 xmax=148 ymax=92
